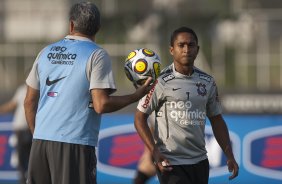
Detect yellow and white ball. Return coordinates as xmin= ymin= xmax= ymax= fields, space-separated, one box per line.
xmin=124 ymin=48 xmax=161 ymax=86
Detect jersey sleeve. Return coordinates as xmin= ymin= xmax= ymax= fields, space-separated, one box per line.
xmin=88 ymin=48 xmax=116 ymax=93
xmin=206 ymin=80 xmax=222 ymax=117
xmin=137 ymin=80 xmax=163 ymax=115
xmin=26 ymin=51 xmax=42 ymax=90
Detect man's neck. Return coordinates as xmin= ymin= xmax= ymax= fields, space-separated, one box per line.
xmin=70 ymin=32 xmax=95 ymax=42
xmin=174 ymin=64 xmax=194 ymax=76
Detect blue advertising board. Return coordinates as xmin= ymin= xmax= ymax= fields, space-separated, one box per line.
xmin=0 ymin=114 xmax=18 ymax=184
xmin=0 ymin=114 xmax=282 ymax=184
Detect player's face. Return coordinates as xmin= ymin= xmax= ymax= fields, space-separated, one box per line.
xmin=170 ymin=32 xmax=199 ymax=67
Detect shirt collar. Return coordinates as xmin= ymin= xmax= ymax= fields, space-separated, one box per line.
xmin=172 ymin=63 xmax=195 ymax=78
xmin=65 ymin=35 xmax=93 ymax=42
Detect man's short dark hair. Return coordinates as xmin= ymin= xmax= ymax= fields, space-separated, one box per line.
xmin=170 ymin=27 xmax=198 ymax=46
xmin=69 ymin=2 xmax=100 ymax=36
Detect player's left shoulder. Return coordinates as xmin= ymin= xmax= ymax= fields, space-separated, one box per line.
xmin=157 ymin=65 xmax=175 ymax=85
xmin=194 ymin=67 xmax=215 ymax=83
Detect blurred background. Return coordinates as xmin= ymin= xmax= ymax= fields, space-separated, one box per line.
xmin=1 ymin=0 xmax=282 ymax=113
xmin=0 ymin=0 xmax=282 ymax=183
xmin=0 ymin=0 xmax=281 ymax=97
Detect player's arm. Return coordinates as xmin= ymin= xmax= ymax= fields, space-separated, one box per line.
xmin=24 ymin=86 xmax=39 ymax=134
xmin=91 ymin=77 xmax=153 ymax=114
xmin=209 ymin=114 xmax=239 ymax=180
xmin=89 ymin=49 xmax=153 ymax=113
xmin=135 ymin=110 xmax=172 ymax=173
xmin=134 ymin=110 xmax=155 ymax=153
xmin=0 ymin=100 xmax=17 ymax=114
xmin=0 ymin=85 xmax=25 ymax=114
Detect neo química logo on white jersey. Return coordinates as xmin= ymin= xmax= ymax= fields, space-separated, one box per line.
xmin=167 ymin=100 xmax=206 ymax=125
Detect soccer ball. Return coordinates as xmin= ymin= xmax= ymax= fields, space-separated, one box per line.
xmin=124 ymin=48 xmax=161 ymax=87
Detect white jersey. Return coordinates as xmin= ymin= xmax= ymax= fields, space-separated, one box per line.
xmin=12 ymin=84 xmax=28 ymax=131
xmin=137 ymin=63 xmax=222 ymax=165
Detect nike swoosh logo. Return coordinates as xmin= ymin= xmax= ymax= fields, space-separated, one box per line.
xmin=172 ymin=88 xmax=181 ymax=91
xmin=46 ymin=76 xmax=66 ymax=86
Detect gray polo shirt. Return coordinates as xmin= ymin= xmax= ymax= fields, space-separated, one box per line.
xmin=137 ymin=63 xmax=222 ymax=165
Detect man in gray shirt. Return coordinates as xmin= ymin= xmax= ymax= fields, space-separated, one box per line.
xmin=134 ymin=27 xmax=239 ymax=184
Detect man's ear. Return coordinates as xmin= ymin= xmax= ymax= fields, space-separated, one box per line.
xmin=69 ymin=21 xmax=75 ymax=34
xmin=196 ymin=45 xmax=200 ymax=55
xmin=169 ymin=46 xmax=174 ymax=56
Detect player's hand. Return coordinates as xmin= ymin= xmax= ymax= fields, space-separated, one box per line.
xmin=227 ymin=158 xmax=239 ymax=180
xmin=134 ymin=77 xmax=154 ymax=99
xmin=152 ymin=147 xmax=173 ymax=173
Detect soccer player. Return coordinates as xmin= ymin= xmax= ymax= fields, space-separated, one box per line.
xmin=134 ymin=26 xmax=239 ymax=184
xmin=0 ymin=84 xmax=32 ymax=184
xmin=24 ymin=2 xmax=153 ymax=184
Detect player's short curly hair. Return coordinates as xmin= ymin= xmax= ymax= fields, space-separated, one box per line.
xmin=170 ymin=27 xmax=198 ymax=46
xmin=69 ymin=2 xmax=100 ymax=36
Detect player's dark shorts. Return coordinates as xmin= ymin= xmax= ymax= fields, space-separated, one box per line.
xmin=157 ymin=159 xmax=209 ymax=184
xmin=27 ymin=139 xmax=97 ymax=184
